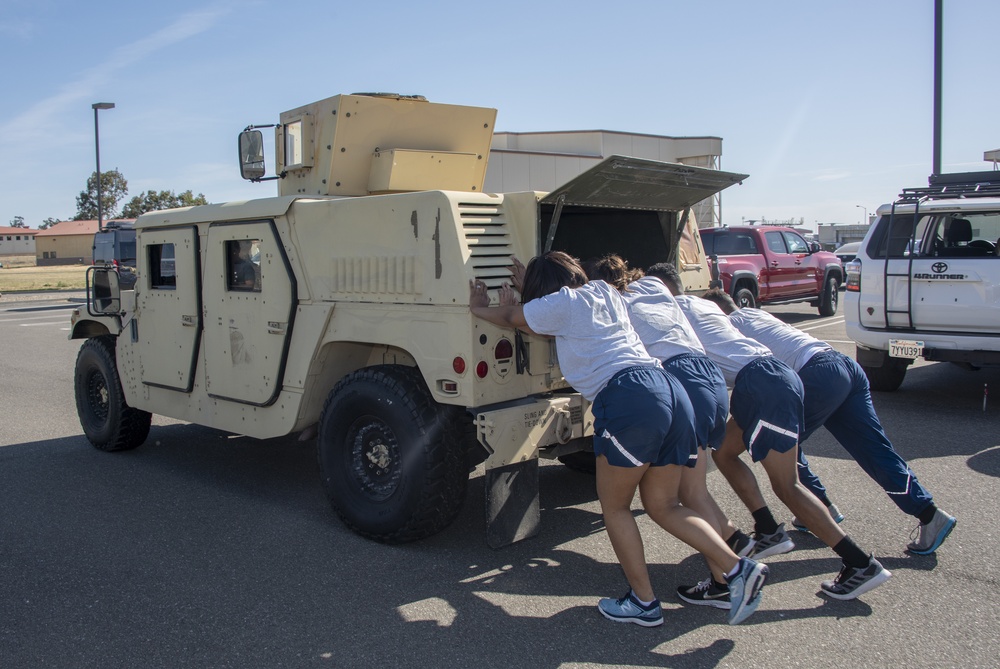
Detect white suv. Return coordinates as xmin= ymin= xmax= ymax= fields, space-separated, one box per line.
xmin=844 ymin=171 xmax=1000 ymax=391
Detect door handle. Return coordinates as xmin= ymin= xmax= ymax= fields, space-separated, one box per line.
xmin=267 ymin=321 xmax=286 ymax=334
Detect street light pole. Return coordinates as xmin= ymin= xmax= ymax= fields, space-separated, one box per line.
xmin=855 ymin=204 xmax=868 ymax=226
xmin=92 ymin=102 xmax=115 ymax=231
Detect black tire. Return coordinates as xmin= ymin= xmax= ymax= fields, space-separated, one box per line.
xmin=74 ymin=336 xmax=151 ymax=451
xmin=859 ymin=350 xmax=907 ymax=392
xmin=818 ymin=275 xmax=840 ymax=316
xmin=317 ymin=365 xmax=471 ymax=543
xmin=733 ymin=285 xmax=757 ymax=309
xmin=558 ymin=449 xmax=596 ymax=475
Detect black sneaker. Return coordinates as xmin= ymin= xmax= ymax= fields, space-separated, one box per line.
xmin=750 ymin=523 xmax=795 ymax=559
xmin=820 ymin=556 xmax=892 ymax=600
xmin=676 ymin=578 xmax=731 ymax=610
xmin=728 ymin=532 xmax=756 ymax=558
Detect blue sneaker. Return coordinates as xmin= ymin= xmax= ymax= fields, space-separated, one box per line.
xmin=725 ymin=558 xmax=768 ymax=625
xmin=792 ymin=503 xmax=844 ymax=533
xmin=907 ymin=509 xmax=956 ymax=555
xmin=597 ymin=590 xmax=663 ymax=627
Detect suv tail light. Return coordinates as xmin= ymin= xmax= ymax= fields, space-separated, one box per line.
xmin=845 ymin=259 xmax=861 ymax=292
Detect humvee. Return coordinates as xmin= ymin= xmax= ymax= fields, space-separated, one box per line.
xmin=70 ymin=93 xmax=745 ymax=547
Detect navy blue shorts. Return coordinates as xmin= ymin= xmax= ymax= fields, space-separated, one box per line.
xmin=592 ymin=366 xmax=698 ymax=468
xmin=663 ymin=353 xmax=729 ymax=450
xmin=729 ymin=357 xmax=804 ymax=462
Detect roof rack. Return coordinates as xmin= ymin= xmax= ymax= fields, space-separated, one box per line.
xmin=897 ymin=170 xmax=1000 ymax=202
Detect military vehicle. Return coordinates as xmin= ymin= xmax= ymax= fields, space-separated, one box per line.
xmin=70 ymin=93 xmax=746 ymax=547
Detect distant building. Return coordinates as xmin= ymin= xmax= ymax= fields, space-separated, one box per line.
xmin=34 ymin=220 xmax=100 ymax=266
xmin=817 ymin=222 xmax=872 ymax=248
xmin=484 ymin=130 xmax=727 ymax=227
xmin=0 ymin=227 xmax=38 ymax=266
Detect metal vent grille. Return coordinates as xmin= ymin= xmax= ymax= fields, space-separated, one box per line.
xmin=460 ymin=201 xmax=513 ymax=289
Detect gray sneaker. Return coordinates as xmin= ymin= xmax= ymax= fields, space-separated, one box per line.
xmin=820 ymin=556 xmax=892 ymax=600
xmin=750 ymin=524 xmax=795 ymax=559
xmin=907 ymin=509 xmax=957 ymax=555
xmin=725 ymin=557 xmax=768 ymax=625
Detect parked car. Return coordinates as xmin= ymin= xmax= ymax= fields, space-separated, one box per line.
xmin=844 ymin=170 xmax=1000 ymax=391
xmin=834 ymin=241 xmax=861 ymax=265
xmin=700 ymin=225 xmax=844 ymax=316
xmin=92 ymin=221 xmax=137 ymax=289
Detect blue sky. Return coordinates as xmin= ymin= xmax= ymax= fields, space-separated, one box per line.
xmin=2 ymin=0 xmax=998 ymax=232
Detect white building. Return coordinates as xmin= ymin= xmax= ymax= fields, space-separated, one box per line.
xmin=484 ymin=130 xmax=726 ymax=227
xmin=0 ymin=226 xmax=37 ymax=265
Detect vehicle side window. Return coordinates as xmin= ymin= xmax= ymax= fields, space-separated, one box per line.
xmin=782 ymin=232 xmax=809 ymax=254
xmin=764 ymin=231 xmax=787 ymax=254
xmin=149 ymin=243 xmax=177 ymax=290
xmin=226 ymin=239 xmax=262 ymax=292
xmin=871 ymin=214 xmax=917 ymax=258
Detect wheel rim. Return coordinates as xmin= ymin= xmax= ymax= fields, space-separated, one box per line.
xmin=86 ymin=369 xmax=110 ymax=422
xmin=348 ymin=418 xmax=402 ymax=501
xmin=830 ymin=283 xmax=838 ymax=310
xmin=738 ymin=293 xmax=753 ymax=308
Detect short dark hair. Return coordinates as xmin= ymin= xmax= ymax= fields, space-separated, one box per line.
xmin=521 ymin=251 xmax=588 ymax=302
xmin=646 ymin=262 xmax=684 ymax=296
xmin=582 ymin=254 xmax=643 ymax=293
xmin=701 ymin=288 xmax=738 ymax=314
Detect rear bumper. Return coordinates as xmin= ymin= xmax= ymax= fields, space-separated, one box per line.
xmin=476 ymin=394 xmax=593 ymax=470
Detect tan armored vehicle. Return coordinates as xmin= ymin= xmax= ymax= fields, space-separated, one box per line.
xmin=71 ymin=93 xmax=745 ymax=547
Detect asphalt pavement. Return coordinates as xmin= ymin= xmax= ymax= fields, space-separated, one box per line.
xmin=0 ymin=299 xmax=997 ymax=668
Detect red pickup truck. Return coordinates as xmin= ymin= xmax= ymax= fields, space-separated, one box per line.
xmin=699 ymin=225 xmax=843 ymax=316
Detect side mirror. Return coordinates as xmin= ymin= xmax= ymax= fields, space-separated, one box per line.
xmin=239 ymin=130 xmax=266 ymax=181
xmin=87 ymin=266 xmax=122 ymax=316
xmin=808 ymin=241 xmax=822 ymax=253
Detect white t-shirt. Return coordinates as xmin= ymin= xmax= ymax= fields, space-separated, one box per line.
xmin=728 ymin=308 xmax=832 ymax=372
xmin=522 ymin=280 xmax=660 ymax=401
xmin=623 ymin=277 xmax=706 ymax=361
xmin=674 ymin=294 xmax=772 ymax=386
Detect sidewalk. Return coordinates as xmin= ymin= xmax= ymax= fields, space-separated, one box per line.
xmin=0 ymin=290 xmax=87 ymax=306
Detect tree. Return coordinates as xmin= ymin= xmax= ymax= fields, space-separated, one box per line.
xmin=74 ymin=169 xmax=128 ymax=221
xmin=39 ymin=217 xmax=60 ymax=230
xmin=9 ymin=216 xmax=26 ymax=228
xmin=120 ymin=189 xmax=209 ymax=218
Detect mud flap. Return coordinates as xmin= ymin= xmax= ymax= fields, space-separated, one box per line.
xmin=485 ymin=458 xmax=539 ymax=549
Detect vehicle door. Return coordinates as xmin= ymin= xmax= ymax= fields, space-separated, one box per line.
xmin=203 ymin=220 xmax=296 ymax=406
xmin=135 ymin=227 xmax=201 ymax=392
xmin=761 ymin=230 xmax=799 ymax=298
xmin=908 ymin=211 xmax=1000 ymax=333
xmin=780 ymin=230 xmax=819 ymax=296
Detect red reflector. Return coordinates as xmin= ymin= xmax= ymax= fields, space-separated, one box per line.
xmin=476 ymin=361 xmax=489 ymax=378
xmin=453 ymin=357 xmax=466 ymax=374
xmin=494 ymin=338 xmax=513 ymax=360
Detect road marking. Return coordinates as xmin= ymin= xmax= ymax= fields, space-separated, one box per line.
xmin=798 ymin=318 xmax=844 ymax=332
xmin=0 ymin=313 xmax=74 ymax=323
xmin=19 ymin=321 xmax=69 ymax=327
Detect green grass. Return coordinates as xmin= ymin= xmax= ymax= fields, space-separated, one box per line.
xmin=0 ymin=265 xmax=89 ymax=292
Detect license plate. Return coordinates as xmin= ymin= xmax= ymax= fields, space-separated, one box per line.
xmin=889 ymin=339 xmax=924 ymax=359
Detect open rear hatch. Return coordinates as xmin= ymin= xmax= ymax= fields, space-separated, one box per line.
xmin=538 ymin=155 xmax=747 ymax=270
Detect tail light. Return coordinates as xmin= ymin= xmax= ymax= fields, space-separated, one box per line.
xmin=494 ymin=338 xmax=513 ymax=361
xmin=845 ymin=259 xmax=861 ymax=292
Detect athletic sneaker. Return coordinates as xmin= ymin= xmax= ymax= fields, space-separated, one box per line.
xmin=907 ymin=509 xmax=957 ymax=555
xmin=791 ymin=503 xmax=845 ymax=533
xmin=676 ymin=578 xmax=731 ymax=610
xmin=725 ymin=557 xmax=768 ymax=625
xmin=750 ymin=524 xmax=795 ymax=559
xmin=729 ymin=532 xmax=756 ymax=558
xmin=597 ymin=590 xmax=663 ymax=627
xmin=820 ymin=556 xmax=892 ymax=600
